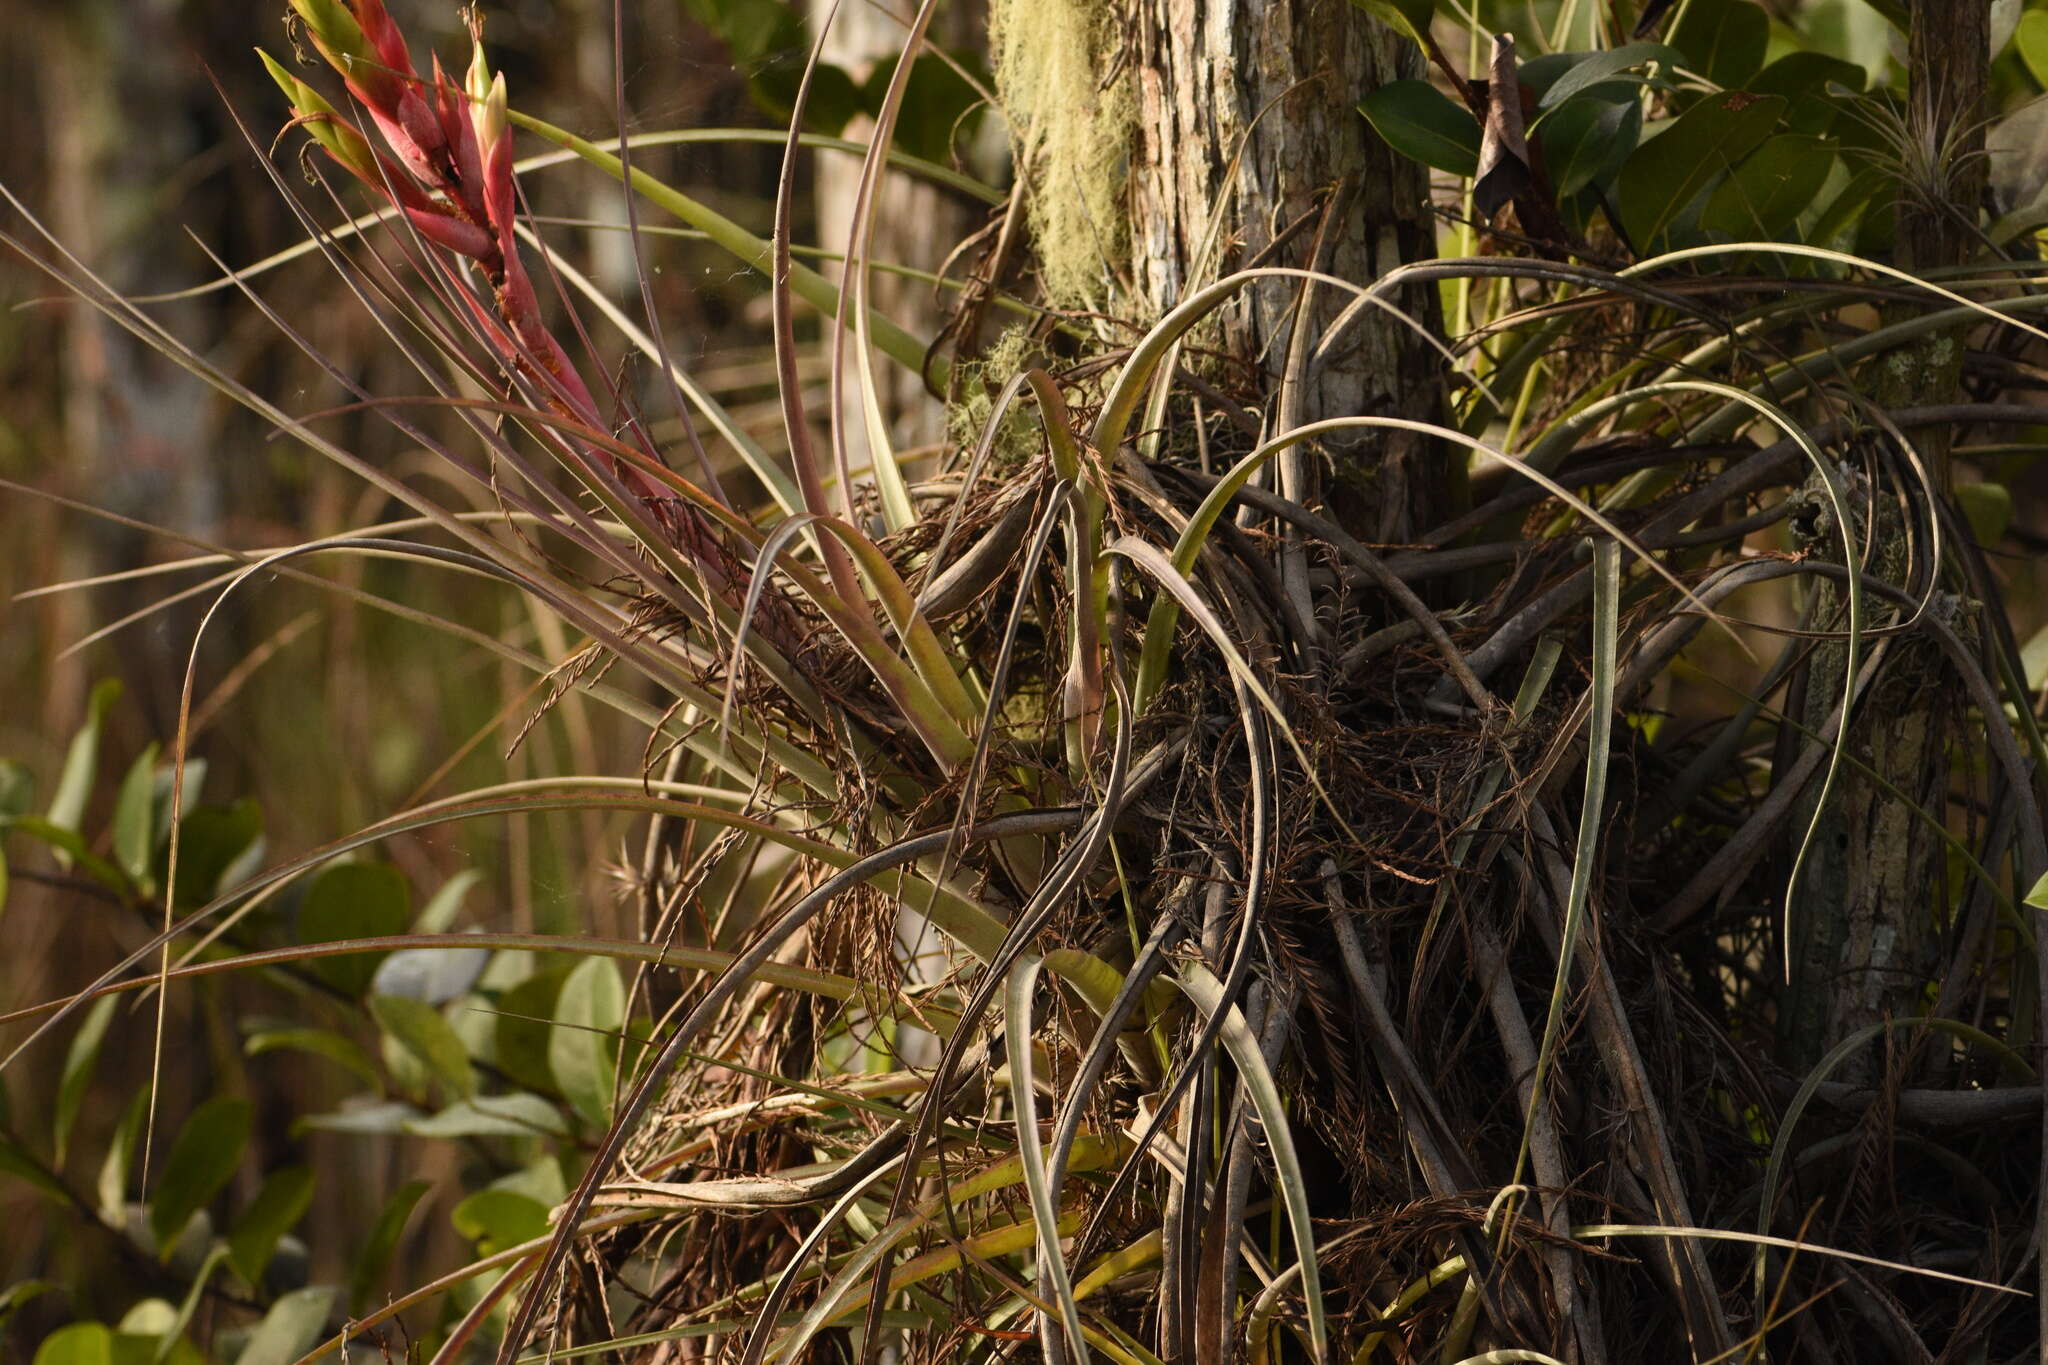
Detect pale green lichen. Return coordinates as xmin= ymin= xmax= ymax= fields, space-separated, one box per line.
xmin=989 ymin=0 xmax=1133 ymax=312
xmin=947 ymin=321 xmax=1042 ymax=473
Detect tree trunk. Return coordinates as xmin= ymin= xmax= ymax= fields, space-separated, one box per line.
xmin=1783 ymin=0 xmax=1987 ymax=1083
xmin=1126 ymin=0 xmax=1449 ymax=542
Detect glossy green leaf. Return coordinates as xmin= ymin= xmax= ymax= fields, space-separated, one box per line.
xmin=1359 ymin=80 xmax=1481 ymax=177
xmin=2020 ymin=11 xmax=2048 ymax=89
xmin=415 ymin=869 xmax=482 ymax=933
xmin=231 ymin=1287 xmax=336 ymax=1365
xmin=1349 ymin=0 xmax=1434 ymax=47
xmin=369 ymin=994 xmax=476 ymax=1100
xmin=1537 ymin=42 xmax=1682 ymax=110
xmin=493 ymin=965 xmax=569 ymax=1096
xmin=1747 ymin=51 xmax=1863 ymax=134
xmin=1701 ymin=133 xmax=1834 ymax=237
xmin=295 ymin=1099 xmax=423 ymax=1136
xmin=550 ymin=956 xmax=626 ymax=1124
xmin=403 ymin=1093 xmax=567 ymax=1139
xmin=46 ymin=678 xmax=122 ymax=846
xmin=244 ymin=1027 xmax=383 ymax=1093
xmin=34 ymin=1323 xmax=114 ymax=1365
xmin=450 ymin=1188 xmax=550 ymax=1256
xmin=1618 ymin=91 xmax=1785 ymax=248
xmin=149 ymin=1096 xmax=252 ymax=1249
xmin=297 ymin=862 xmax=410 ymax=996
xmin=1541 ymin=95 xmax=1643 ymax=197
xmin=110 ymin=744 xmax=159 ymax=888
xmin=1959 ymin=481 xmax=2015 ymax=547
xmin=349 ymin=1180 xmax=429 ymax=1313
xmin=54 ymin=995 xmax=119 ymax=1166
xmin=227 ymin=1165 xmax=315 ymax=1287
xmin=857 ymin=52 xmax=986 ymax=164
xmin=1668 ymin=0 xmax=1769 ymax=90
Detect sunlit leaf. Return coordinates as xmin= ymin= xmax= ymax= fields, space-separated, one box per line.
xmin=450 ymin=1188 xmax=550 ymax=1256
xmin=550 ymin=956 xmax=626 ymax=1124
xmin=110 ymin=744 xmax=159 ymax=889
xmin=402 ymin=1094 xmax=567 ymax=1140
xmin=46 ymin=678 xmax=122 ymax=850
xmin=369 ymin=994 xmax=476 ymax=1100
xmin=1359 ymin=80 xmax=1481 ymax=177
xmin=231 ymin=1287 xmax=336 ymax=1365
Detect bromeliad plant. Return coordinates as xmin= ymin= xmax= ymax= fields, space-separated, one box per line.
xmin=9 ymin=0 xmax=2048 ymax=1361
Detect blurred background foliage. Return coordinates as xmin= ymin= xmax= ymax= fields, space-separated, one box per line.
xmin=11 ymin=0 xmax=2048 ymax=1361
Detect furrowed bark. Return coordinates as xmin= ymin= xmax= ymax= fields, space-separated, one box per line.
xmin=1127 ymin=0 xmax=1449 ymax=543
xmin=1782 ymin=0 xmax=1987 ymax=1084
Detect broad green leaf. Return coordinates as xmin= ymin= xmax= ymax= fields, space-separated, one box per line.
xmin=1358 ymin=80 xmax=1481 ymax=177
xmin=493 ymin=965 xmax=570 ymax=1096
xmin=402 ymin=1094 xmax=567 ymax=1140
xmin=46 ymin=678 xmax=122 ymax=846
xmin=349 ymin=1180 xmax=429 ymax=1313
xmin=0 ymin=1131 xmax=69 ymax=1205
xmin=0 ymin=761 xmax=33 ymax=819
xmin=150 ymin=1096 xmax=252 ymax=1249
xmin=450 ymin=1188 xmax=550 ymax=1256
xmin=164 ymin=801 xmax=262 ymax=910
xmin=1537 ymin=42 xmax=1682 ymax=110
xmin=1669 ymin=0 xmax=1769 ymax=90
xmin=98 ymin=1085 xmax=151 ymax=1222
xmin=369 ymin=994 xmax=476 ymax=1100
xmin=681 ymin=0 xmax=800 ymax=65
xmin=1541 ymin=95 xmax=1642 ymax=198
xmin=1349 ymin=0 xmax=1434 ymax=47
xmin=1958 ymin=481 xmax=2014 ymax=548
xmin=415 ymin=869 xmax=482 ymax=933
xmin=2027 ymin=869 xmax=2048 ymax=910
xmin=110 ymin=744 xmax=159 ymax=888
xmin=297 ymin=862 xmax=410 ymax=996
xmin=34 ymin=1323 xmax=113 ymax=1365
xmin=368 ymin=942 xmax=491 ymax=1005
xmin=550 ymin=956 xmax=626 ymax=1124
xmin=857 ymin=52 xmax=986 ymax=164
xmin=1747 ymin=51 xmax=1863 ymax=134
xmin=1701 ymin=133 xmax=1834 ymax=238
xmin=2021 ymin=10 xmax=2048 ymax=90
xmin=231 ymin=1287 xmax=336 ymax=1365
xmin=295 ymin=1099 xmax=424 ymax=1136
xmin=244 ymin=1028 xmax=383 ymax=1093
xmin=1618 ymin=92 xmax=1785 ymax=248
xmin=54 ymin=995 xmax=120 ymax=1165
xmin=228 ymin=1165 xmax=315 ymax=1287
